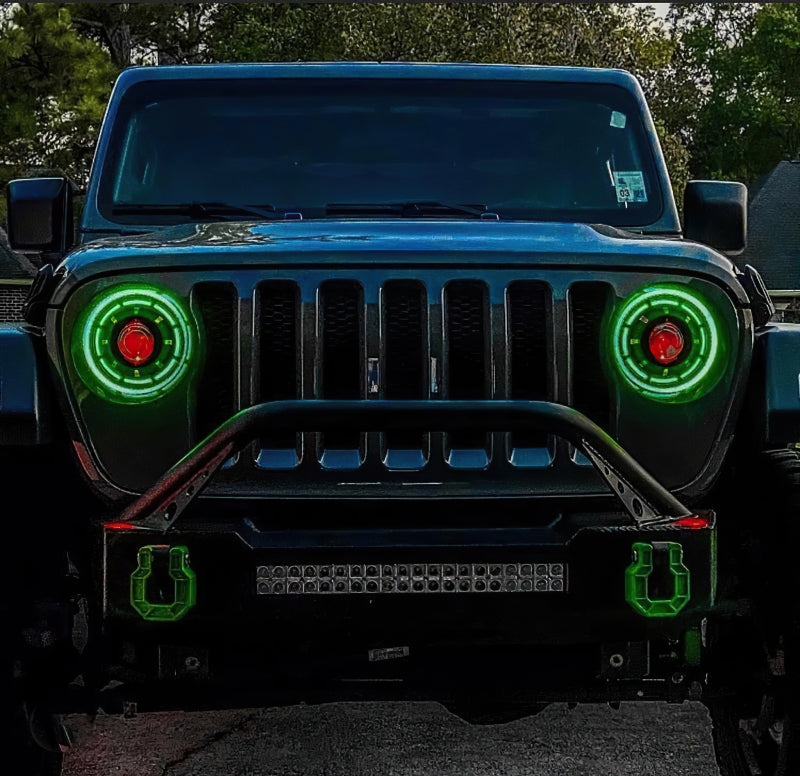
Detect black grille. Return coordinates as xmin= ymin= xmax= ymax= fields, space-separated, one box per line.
xmin=320 ymin=280 xmax=363 ymax=449
xmin=508 ymin=281 xmax=549 ymax=449
xmin=445 ymin=280 xmax=489 ymax=450
xmin=193 ymin=283 xmax=237 ymax=440
xmin=569 ymin=282 xmax=612 ymax=431
xmin=383 ymin=280 xmax=427 ymax=450
xmin=188 ymin=274 xmax=619 ymax=481
xmin=258 ymin=282 xmax=299 ymax=449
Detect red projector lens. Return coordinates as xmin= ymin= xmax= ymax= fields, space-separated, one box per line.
xmin=116 ymin=318 xmax=156 ymax=366
xmin=647 ymin=321 xmax=684 ymax=365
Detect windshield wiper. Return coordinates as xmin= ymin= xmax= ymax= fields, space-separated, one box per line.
xmin=325 ymin=200 xmax=490 ymax=218
xmin=112 ymin=202 xmax=278 ymax=220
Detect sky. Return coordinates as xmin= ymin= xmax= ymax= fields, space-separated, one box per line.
xmin=639 ymin=3 xmax=670 ymax=19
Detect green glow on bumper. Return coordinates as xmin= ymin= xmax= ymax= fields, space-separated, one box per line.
xmin=625 ymin=541 xmax=690 ymax=618
xmin=684 ymin=627 xmax=702 ymax=666
xmin=130 ymin=545 xmax=197 ymax=622
xmin=72 ymin=283 xmax=197 ymax=404
xmin=608 ymin=284 xmax=725 ymax=402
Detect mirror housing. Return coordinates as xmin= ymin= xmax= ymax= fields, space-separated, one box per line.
xmin=683 ymin=180 xmax=747 ymax=254
xmin=6 ymin=177 xmax=75 ymax=260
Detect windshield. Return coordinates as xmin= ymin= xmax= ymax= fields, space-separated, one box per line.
xmin=97 ymin=77 xmax=663 ymax=225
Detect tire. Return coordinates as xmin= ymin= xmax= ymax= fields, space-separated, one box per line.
xmin=2 ymin=593 xmax=76 ymax=776
xmin=5 ymin=691 xmax=65 ymax=776
xmin=707 ymin=656 xmax=800 ymax=776
xmin=707 ymin=449 xmax=800 ymax=775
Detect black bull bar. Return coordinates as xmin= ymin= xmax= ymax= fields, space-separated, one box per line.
xmin=115 ymin=400 xmax=699 ymax=532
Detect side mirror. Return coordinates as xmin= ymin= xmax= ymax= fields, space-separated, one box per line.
xmin=6 ymin=177 xmax=75 ymax=259
xmin=683 ymin=180 xmax=747 ymax=254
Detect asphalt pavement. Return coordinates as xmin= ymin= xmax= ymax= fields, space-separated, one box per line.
xmin=61 ymin=700 xmax=722 ymax=776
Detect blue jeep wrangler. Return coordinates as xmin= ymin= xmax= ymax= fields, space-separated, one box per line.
xmin=2 ymin=62 xmax=794 ymax=776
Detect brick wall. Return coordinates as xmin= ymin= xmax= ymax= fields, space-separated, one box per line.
xmin=0 ymin=284 xmax=29 ymax=322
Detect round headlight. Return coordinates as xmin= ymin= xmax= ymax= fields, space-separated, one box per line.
xmin=71 ymin=283 xmax=197 ymax=404
xmin=607 ymin=283 xmax=726 ymax=403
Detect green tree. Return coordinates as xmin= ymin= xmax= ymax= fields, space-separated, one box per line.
xmin=0 ymin=2 xmax=116 ymax=217
xmin=207 ymin=3 xmax=670 ymax=69
xmin=667 ymin=3 xmax=800 ymax=185
xmin=69 ymin=2 xmax=216 ymax=68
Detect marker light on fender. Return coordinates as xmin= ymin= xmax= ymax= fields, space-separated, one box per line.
xmin=71 ymin=283 xmax=197 ymax=404
xmin=104 ymin=521 xmax=138 ymax=532
xmin=608 ymin=284 xmax=725 ymax=403
xmin=673 ymin=515 xmax=712 ymax=530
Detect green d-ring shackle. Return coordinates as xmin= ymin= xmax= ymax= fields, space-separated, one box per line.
xmin=130 ymin=545 xmax=197 ymax=622
xmin=625 ymin=541 xmax=690 ymax=618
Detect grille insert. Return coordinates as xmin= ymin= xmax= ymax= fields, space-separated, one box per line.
xmin=383 ymin=280 xmax=427 ymax=452
xmin=570 ymin=282 xmax=612 ymax=433
xmin=508 ymin=280 xmax=550 ymax=450
xmin=320 ymin=280 xmax=363 ymax=452
xmin=258 ymin=281 xmax=299 ymax=452
xmin=445 ymin=280 xmax=489 ymax=453
xmin=194 ymin=283 xmax=237 ymax=439
xmin=193 ymin=274 xmax=618 ymax=486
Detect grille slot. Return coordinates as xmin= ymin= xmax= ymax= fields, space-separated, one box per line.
xmin=257 ymin=281 xmax=299 ymax=453
xmin=193 ymin=283 xmax=237 ymax=440
xmin=383 ymin=280 xmax=427 ymax=452
xmin=319 ymin=280 xmax=363 ymax=454
xmin=507 ymin=281 xmax=550 ymax=450
xmin=569 ymin=282 xmax=613 ymax=433
xmin=445 ymin=280 xmax=490 ymax=454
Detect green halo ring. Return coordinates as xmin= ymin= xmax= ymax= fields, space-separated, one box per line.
xmin=608 ymin=283 xmax=725 ymax=403
xmin=71 ymin=283 xmax=197 ymax=404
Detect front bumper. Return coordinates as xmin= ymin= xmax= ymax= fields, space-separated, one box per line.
xmin=98 ymin=516 xmax=715 ymax=708
xmin=93 ymin=400 xmax=717 ymax=709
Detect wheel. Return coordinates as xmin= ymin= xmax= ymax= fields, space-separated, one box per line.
xmin=4 ymin=655 xmax=66 ymax=776
xmin=2 ymin=585 xmax=79 ymax=776
xmin=707 ymin=449 xmax=800 ymax=775
xmin=8 ymin=702 xmax=65 ymax=776
xmin=707 ymin=636 xmax=800 ymax=776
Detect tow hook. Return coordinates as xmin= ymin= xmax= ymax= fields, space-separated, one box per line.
xmin=130 ymin=545 xmax=196 ymax=622
xmin=625 ymin=541 xmax=690 ymax=617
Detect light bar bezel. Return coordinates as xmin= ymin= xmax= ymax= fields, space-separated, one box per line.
xmin=256 ymin=561 xmax=567 ymax=595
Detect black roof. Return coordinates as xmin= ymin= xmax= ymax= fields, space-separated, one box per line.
xmin=740 ymin=160 xmax=800 ymax=291
xmin=0 ymin=227 xmax=36 ymax=280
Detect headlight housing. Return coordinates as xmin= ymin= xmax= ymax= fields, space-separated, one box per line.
xmin=607 ymin=283 xmax=726 ymax=403
xmin=71 ymin=283 xmax=198 ymax=404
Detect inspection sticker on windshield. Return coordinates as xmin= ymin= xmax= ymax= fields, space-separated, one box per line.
xmin=614 ymin=171 xmax=647 ymax=203
xmin=610 ymin=110 xmax=627 ymax=129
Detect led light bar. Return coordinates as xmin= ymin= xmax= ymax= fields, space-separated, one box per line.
xmin=255 ymin=561 xmax=567 ymax=595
